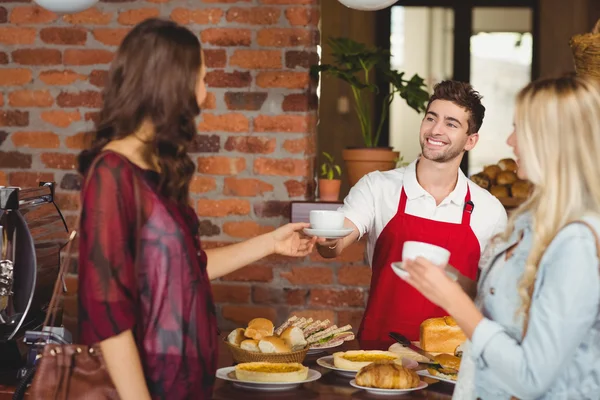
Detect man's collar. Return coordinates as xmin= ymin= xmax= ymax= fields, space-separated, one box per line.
xmin=403 ymin=159 xmax=468 ymax=205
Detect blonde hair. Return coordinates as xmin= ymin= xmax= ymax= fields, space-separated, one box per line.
xmin=501 ymin=76 xmax=600 ymax=328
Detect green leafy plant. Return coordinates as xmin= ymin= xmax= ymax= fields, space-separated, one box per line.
xmin=320 ymin=151 xmax=342 ymax=180
xmin=311 ymin=37 xmax=430 ymax=148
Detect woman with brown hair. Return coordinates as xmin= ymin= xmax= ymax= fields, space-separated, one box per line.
xmin=76 ymin=18 xmax=317 ymax=399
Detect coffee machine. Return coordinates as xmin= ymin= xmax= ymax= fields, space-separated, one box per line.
xmin=0 ymin=182 xmax=70 ymax=383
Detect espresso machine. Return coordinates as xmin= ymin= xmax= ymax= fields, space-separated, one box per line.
xmin=0 ymin=182 xmax=71 ymax=384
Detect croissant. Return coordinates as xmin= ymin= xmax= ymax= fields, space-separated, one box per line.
xmin=355 ymin=361 xmax=420 ymax=389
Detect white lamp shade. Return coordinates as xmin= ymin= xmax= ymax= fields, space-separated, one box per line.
xmin=337 ymin=0 xmax=398 ymax=11
xmin=34 ymin=0 xmax=98 ymax=14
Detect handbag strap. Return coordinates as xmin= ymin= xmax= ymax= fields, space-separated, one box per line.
xmin=42 ymin=151 xmax=143 ymax=330
xmin=522 ymin=219 xmax=600 ymax=337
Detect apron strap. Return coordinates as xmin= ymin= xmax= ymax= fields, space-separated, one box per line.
xmin=461 ymin=186 xmax=474 ymax=225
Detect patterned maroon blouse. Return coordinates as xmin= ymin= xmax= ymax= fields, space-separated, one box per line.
xmin=77 ymin=151 xmax=218 ymax=399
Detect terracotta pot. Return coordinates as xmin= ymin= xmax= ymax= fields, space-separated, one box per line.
xmin=342 ymin=148 xmax=400 ymax=187
xmin=318 ymin=179 xmax=341 ymax=202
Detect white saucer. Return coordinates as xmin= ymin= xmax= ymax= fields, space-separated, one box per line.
xmin=417 ymin=369 xmax=457 ymax=384
xmin=307 ymin=341 xmax=343 ymax=355
xmin=216 ymin=366 xmax=321 ymax=391
xmin=391 ymin=261 xmax=458 ymax=281
xmin=316 ymin=355 xmax=419 ymax=379
xmin=350 ymin=379 xmax=428 ymax=395
xmin=303 ymin=228 xmax=353 ymax=239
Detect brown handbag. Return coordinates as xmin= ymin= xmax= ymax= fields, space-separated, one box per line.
xmin=20 ymin=153 xmax=143 ymax=400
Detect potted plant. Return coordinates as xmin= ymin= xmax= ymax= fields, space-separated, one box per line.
xmin=311 ymin=37 xmax=430 ymax=186
xmin=318 ymin=151 xmax=342 ymax=201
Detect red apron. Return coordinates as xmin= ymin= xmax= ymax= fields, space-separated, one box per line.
xmin=357 ymin=186 xmax=480 ymax=349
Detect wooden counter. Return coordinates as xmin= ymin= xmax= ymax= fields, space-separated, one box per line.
xmin=0 ymin=337 xmax=454 ymax=399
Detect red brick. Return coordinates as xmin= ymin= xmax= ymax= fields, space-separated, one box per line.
xmin=0 ymin=69 xmax=31 ymax=85
xmin=310 ymin=288 xmax=365 ymax=307
xmin=288 ymin=309 xmax=335 ymax=324
xmin=197 ymin=156 xmax=246 ymax=175
xmin=224 ymin=92 xmax=267 ymax=111
xmin=56 ymin=91 xmax=102 ymax=108
xmin=224 ymin=136 xmax=276 ymax=154
xmin=202 ymin=0 xmax=252 ymax=2
xmin=286 ymin=289 xmax=308 ymax=306
xmin=254 ymin=115 xmax=308 ymax=133
xmin=10 ymin=6 xmax=57 ymax=24
xmin=223 ymin=177 xmax=274 ymax=197
xmin=311 ymin=239 xmax=367 ymax=263
xmin=198 ymin=113 xmax=249 ymax=133
xmin=117 ymin=8 xmax=159 ymax=26
xmin=0 ymin=7 xmax=5 ymax=23
xmin=338 ymin=265 xmax=372 ymax=286
xmin=0 ymin=94 xmax=2 ymax=106
xmin=221 ymin=306 xmax=277 ymax=326
xmin=0 ymin=27 xmax=36 ymax=44
xmin=39 ymin=70 xmax=86 ymax=85
xmin=89 ymin=70 xmax=107 ymax=87
xmin=189 ymin=176 xmax=217 ymax=193
xmin=0 ymin=151 xmax=31 ymax=168
xmin=64 ymin=49 xmax=113 ymax=65
xmin=41 ymin=153 xmax=77 ymax=169
xmin=40 ymin=27 xmax=87 ymax=45
xmin=12 ymin=49 xmax=61 ymax=65
xmin=196 ymin=199 xmax=250 ymax=217
xmin=205 ymin=70 xmax=251 ymax=88
xmin=256 ymin=71 xmax=310 ymax=89
xmin=170 ymin=8 xmax=223 ymax=24
xmin=11 ymin=131 xmax=59 ymax=148
xmin=54 ymin=192 xmax=80 ymax=211
xmin=41 ymin=110 xmax=81 ymax=128
xmin=84 ymin=112 xmax=100 ymax=124
xmin=257 ymin=28 xmax=314 ymax=47
xmin=65 ymin=131 xmax=92 ymax=149
xmin=226 ymin=7 xmax=280 ymax=25
xmin=0 ymin=111 xmax=28 ymax=127
xmin=230 ymin=50 xmax=281 ymax=69
xmin=211 ymin=283 xmax=251 ymax=303
xmin=281 ymin=266 xmax=333 ymax=285
xmin=222 ymin=221 xmax=274 ymax=238
xmin=0 ymin=52 xmax=7 ymax=64
xmin=285 ymin=50 xmax=319 ymax=69
xmin=221 ymin=264 xmax=273 ymax=283
xmin=8 ymin=90 xmax=53 ymax=107
xmin=260 ymin=0 xmax=317 ymax=3
xmin=189 ymin=134 xmax=220 ymax=153
xmin=201 ymin=28 xmax=251 ymax=46
xmin=283 ymin=93 xmax=317 ymax=111
xmin=8 ymin=171 xmax=54 ymax=188
xmin=0 ymin=171 xmax=6 ymax=186
xmin=254 ymin=201 xmax=290 ymax=218
xmin=338 ymin=310 xmax=363 ymax=331
xmin=63 ymin=8 xmax=113 ymax=25
xmin=284 ymin=179 xmax=311 ymax=197
xmin=285 ymin=7 xmax=319 ymax=26
xmin=92 ymin=28 xmax=129 ymax=46
xmin=282 ymin=137 xmax=313 ymax=154
xmin=203 ymin=49 xmax=226 ymax=68
xmin=253 ymin=158 xmax=310 ymax=177
xmin=252 ymin=286 xmax=284 ymax=305
xmin=201 ymin=92 xmax=217 ymax=109
xmin=198 ymin=220 xmax=220 ymax=237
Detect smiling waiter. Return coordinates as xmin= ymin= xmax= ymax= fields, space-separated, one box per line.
xmin=317 ymin=80 xmax=507 ymax=349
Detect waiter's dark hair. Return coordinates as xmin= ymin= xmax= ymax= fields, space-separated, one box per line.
xmin=426 ymin=80 xmax=485 ymax=134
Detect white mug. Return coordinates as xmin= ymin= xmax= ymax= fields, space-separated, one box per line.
xmin=309 ymin=210 xmax=345 ymax=230
xmin=402 ymin=241 xmax=450 ymax=266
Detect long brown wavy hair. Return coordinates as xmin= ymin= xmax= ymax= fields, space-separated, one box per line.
xmin=77 ymin=18 xmax=201 ymax=205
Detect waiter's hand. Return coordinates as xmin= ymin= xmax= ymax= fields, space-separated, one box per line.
xmin=400 ymin=257 xmax=465 ymax=311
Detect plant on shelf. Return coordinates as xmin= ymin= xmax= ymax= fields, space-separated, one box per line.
xmin=318 ymin=151 xmax=342 ymax=202
xmin=311 ymin=37 xmax=430 ymax=186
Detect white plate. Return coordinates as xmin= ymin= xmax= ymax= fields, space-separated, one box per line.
xmin=307 ymin=341 xmax=344 ymax=355
xmin=303 ymin=227 xmax=354 ymax=239
xmin=417 ymin=369 xmax=457 ymax=385
xmin=316 ymin=355 xmax=419 ymax=378
xmin=350 ymin=379 xmax=428 ymax=395
xmin=216 ymin=366 xmax=321 ymax=391
xmin=391 ymin=261 xmax=458 ymax=281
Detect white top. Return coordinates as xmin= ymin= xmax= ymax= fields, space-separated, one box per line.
xmin=339 ymin=159 xmax=508 ymax=267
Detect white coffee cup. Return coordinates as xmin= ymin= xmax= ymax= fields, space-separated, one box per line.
xmin=309 ymin=210 xmax=345 ymax=230
xmin=402 ymin=241 xmax=450 ymax=266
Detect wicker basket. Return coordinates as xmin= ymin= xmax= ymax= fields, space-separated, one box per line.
xmin=224 ymin=340 xmax=309 ymax=364
xmin=570 ymin=19 xmax=600 ymax=79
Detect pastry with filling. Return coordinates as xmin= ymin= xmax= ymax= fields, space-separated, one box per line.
xmin=234 ymin=362 xmax=309 ymax=383
xmin=355 ymin=361 xmax=420 ymax=389
xmin=511 ymin=179 xmax=533 ymax=198
xmin=333 ymin=350 xmax=399 ymax=371
xmin=498 ymin=158 xmax=518 ymax=172
xmin=427 ymin=354 xmax=461 ymax=381
xmin=496 ymin=170 xmax=518 ymax=185
xmin=470 ymin=172 xmax=490 ymax=190
xmin=482 ymin=164 xmax=502 ymax=181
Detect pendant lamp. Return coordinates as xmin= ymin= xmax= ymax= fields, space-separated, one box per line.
xmin=337 ymin=0 xmax=398 ymax=11
xmin=34 ymin=0 xmax=98 ymax=14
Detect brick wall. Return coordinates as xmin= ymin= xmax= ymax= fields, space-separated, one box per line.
xmin=0 ymin=0 xmax=371 ymax=337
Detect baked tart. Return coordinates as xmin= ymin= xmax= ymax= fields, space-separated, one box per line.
xmin=333 ymin=350 xmax=400 ymax=371
xmin=234 ymin=362 xmax=309 ymax=383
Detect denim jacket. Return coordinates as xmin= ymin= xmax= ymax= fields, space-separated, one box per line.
xmin=470 ymin=213 xmax=600 ymax=400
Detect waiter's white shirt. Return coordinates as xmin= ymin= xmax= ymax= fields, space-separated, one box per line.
xmin=339 ymin=159 xmax=508 ymax=267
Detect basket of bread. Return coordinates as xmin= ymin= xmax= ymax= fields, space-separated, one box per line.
xmin=470 ymin=158 xmax=532 ymax=208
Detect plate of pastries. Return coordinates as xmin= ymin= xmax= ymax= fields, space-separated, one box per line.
xmin=470 ymin=158 xmax=533 ymax=208
xmin=349 ymin=360 xmax=428 ymax=395
xmin=317 ymin=349 xmax=419 ymax=378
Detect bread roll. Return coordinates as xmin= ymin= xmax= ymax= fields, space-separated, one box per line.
xmin=355 ymin=361 xmax=420 ymax=389
xmin=279 ymin=326 xmax=307 ymax=351
xmin=470 ymin=172 xmax=490 ymax=190
xmin=244 ymin=317 xmax=274 ymax=340
xmin=240 ymin=339 xmax=260 ymax=352
xmin=420 ymin=316 xmax=466 ymax=354
xmin=482 ymin=165 xmax=502 ymax=181
xmin=227 ymin=328 xmax=246 ymax=346
xmin=498 ymin=158 xmax=518 ymax=172
xmin=496 ymin=171 xmax=517 ymax=185
xmin=511 ymin=179 xmax=532 ymax=199
xmin=490 ymin=185 xmax=509 ymax=198
xmin=258 ymin=337 xmax=291 ymax=354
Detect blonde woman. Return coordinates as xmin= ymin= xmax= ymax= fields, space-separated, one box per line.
xmin=402 ymin=75 xmax=600 ymax=399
